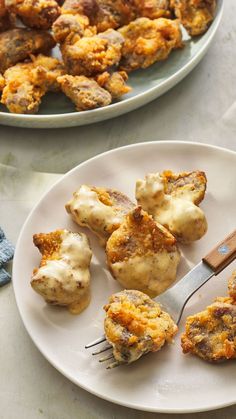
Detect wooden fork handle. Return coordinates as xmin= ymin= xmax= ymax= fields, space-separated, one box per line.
xmin=203 ymin=230 xmax=236 ymax=274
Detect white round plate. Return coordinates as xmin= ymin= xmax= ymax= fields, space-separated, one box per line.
xmin=0 ymin=2 xmax=223 ymax=129
xmin=13 ymin=141 xmax=236 ymax=413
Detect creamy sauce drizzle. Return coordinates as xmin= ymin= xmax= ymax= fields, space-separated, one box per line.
xmin=66 ymin=185 xmax=123 ymax=242
xmin=32 ymin=230 xmax=92 ymax=313
xmin=136 ymin=173 xmax=207 ymax=242
xmin=111 ymin=252 xmax=180 ymax=297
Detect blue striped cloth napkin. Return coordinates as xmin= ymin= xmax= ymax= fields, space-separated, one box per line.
xmin=0 ymin=228 xmax=14 ymax=286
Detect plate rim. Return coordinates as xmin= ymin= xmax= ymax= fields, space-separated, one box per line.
xmin=12 ymin=140 xmax=236 ymax=413
xmin=0 ymin=0 xmax=224 ymax=128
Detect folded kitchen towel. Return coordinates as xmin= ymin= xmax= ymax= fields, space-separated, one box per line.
xmin=0 ymin=227 xmax=14 ymax=287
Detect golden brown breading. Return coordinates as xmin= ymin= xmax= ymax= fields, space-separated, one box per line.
xmin=65 ymin=185 xmax=135 ymax=243
xmin=61 ymin=28 xmax=124 ymax=76
xmin=170 ymin=0 xmax=216 ymax=36
xmin=106 ymin=206 xmax=180 ymax=297
xmin=1 ymin=62 xmax=46 ymax=114
xmin=57 ymin=75 xmax=112 ymax=111
xmin=162 ymin=170 xmax=207 ymax=205
xmin=96 ymin=70 xmax=131 ymax=99
xmin=61 ymin=0 xmax=137 ymax=32
xmin=31 ymin=229 xmax=92 ymax=314
xmin=1 ymin=55 xmax=65 ymax=113
xmin=136 ymin=171 xmax=207 ymax=243
xmin=0 ymin=28 xmax=55 ymax=73
xmin=31 ymin=54 xmax=65 ymax=91
xmin=228 ymin=271 xmax=236 ymax=301
xmin=181 ymin=298 xmax=236 ymax=362
xmin=0 ymin=73 xmax=5 ymax=90
xmin=52 ymin=12 xmax=93 ymax=43
xmin=134 ymin=0 xmax=172 ymax=19
xmin=104 ymin=289 xmax=178 ymax=365
xmin=182 ymin=270 xmax=236 ymax=362
xmin=6 ymin=0 xmax=60 ymax=29
xmin=119 ymin=17 xmax=183 ymax=72
xmin=60 ymin=0 xmax=173 ymax=33
xmin=33 ymin=230 xmax=62 ymax=267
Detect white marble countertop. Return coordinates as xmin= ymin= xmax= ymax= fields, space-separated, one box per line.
xmin=0 ymin=1 xmax=236 ymax=417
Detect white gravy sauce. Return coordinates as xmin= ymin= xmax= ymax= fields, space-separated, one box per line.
xmin=32 ymin=230 xmax=92 ymax=293
xmin=67 ymin=185 xmax=123 ymax=239
xmin=136 ymin=173 xmax=207 ymax=242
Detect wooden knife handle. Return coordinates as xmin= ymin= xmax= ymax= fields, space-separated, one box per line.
xmin=203 ymin=230 xmax=236 ymax=274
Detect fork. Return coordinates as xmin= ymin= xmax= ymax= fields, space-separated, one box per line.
xmin=85 ymin=230 xmax=236 ymax=368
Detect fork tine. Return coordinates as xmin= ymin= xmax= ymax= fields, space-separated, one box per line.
xmin=85 ymin=335 xmax=106 ymax=349
xmin=92 ymin=344 xmax=112 ymax=355
xmin=107 ymin=361 xmax=120 ymax=370
xmin=99 ymin=353 xmax=114 ymax=363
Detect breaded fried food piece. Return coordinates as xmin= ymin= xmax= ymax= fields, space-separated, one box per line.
xmin=0 ymin=73 xmax=5 ymax=90
xmin=31 ymin=229 xmax=92 ymax=314
xmin=65 ymin=185 xmax=135 ymax=244
xmin=31 ymin=54 xmax=65 ymax=91
xmin=52 ymin=13 xmax=93 ymax=43
xmin=96 ymin=70 xmax=131 ymax=99
xmin=181 ymin=298 xmax=236 ymax=362
xmin=0 ymin=0 xmax=12 ymax=32
xmin=57 ymin=75 xmax=112 ymax=111
xmin=61 ymin=0 xmax=137 ymax=32
xmin=6 ymin=0 xmax=60 ymax=29
xmin=163 ymin=170 xmax=207 ymax=205
xmin=2 ymin=62 xmax=46 ymax=113
xmin=61 ymin=28 xmax=124 ymax=76
xmin=104 ymin=289 xmax=178 ymax=365
xmin=61 ymin=0 xmax=172 ymax=32
xmin=106 ymin=206 xmax=180 ymax=297
xmin=119 ymin=17 xmax=183 ymax=72
xmin=136 ymin=171 xmax=207 ymax=243
xmin=0 ymin=28 xmax=55 ymax=73
xmin=228 ymin=271 xmax=236 ymax=301
xmin=134 ymin=0 xmax=172 ymax=19
xmin=170 ymin=0 xmax=216 ymax=36
xmin=1 ymin=55 xmax=64 ymax=113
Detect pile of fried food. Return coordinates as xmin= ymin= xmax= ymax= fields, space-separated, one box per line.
xmin=0 ymin=0 xmax=217 ymax=114
xmin=31 ymin=169 xmax=236 ymax=366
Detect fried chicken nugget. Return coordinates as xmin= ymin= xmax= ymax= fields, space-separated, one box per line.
xmin=104 ymin=289 xmax=178 ymax=366
xmin=1 ymin=55 xmax=65 ymax=113
xmin=65 ymin=185 xmax=135 ymax=244
xmin=96 ymin=70 xmax=131 ymax=99
xmin=52 ymin=13 xmax=93 ymax=43
xmin=119 ymin=17 xmax=183 ymax=72
xmin=182 ymin=297 xmax=236 ymax=363
xmin=170 ymin=0 xmax=216 ymax=36
xmin=136 ymin=171 xmax=207 ymax=243
xmin=58 ymin=75 xmax=112 ymax=111
xmin=60 ymin=0 xmax=172 ymax=32
xmin=1 ymin=62 xmax=45 ymax=113
xmin=163 ymin=170 xmax=207 ymax=205
xmin=31 ymin=54 xmax=65 ymax=91
xmin=61 ymin=0 xmax=137 ymax=32
xmin=181 ymin=298 xmax=236 ymax=362
xmin=31 ymin=229 xmax=92 ymax=314
xmin=0 ymin=28 xmax=55 ymax=73
xmin=61 ymin=28 xmax=124 ymax=76
xmin=106 ymin=206 xmax=181 ymax=297
xmin=6 ymin=0 xmax=60 ymax=29
xmin=182 ymin=271 xmax=236 ymax=362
